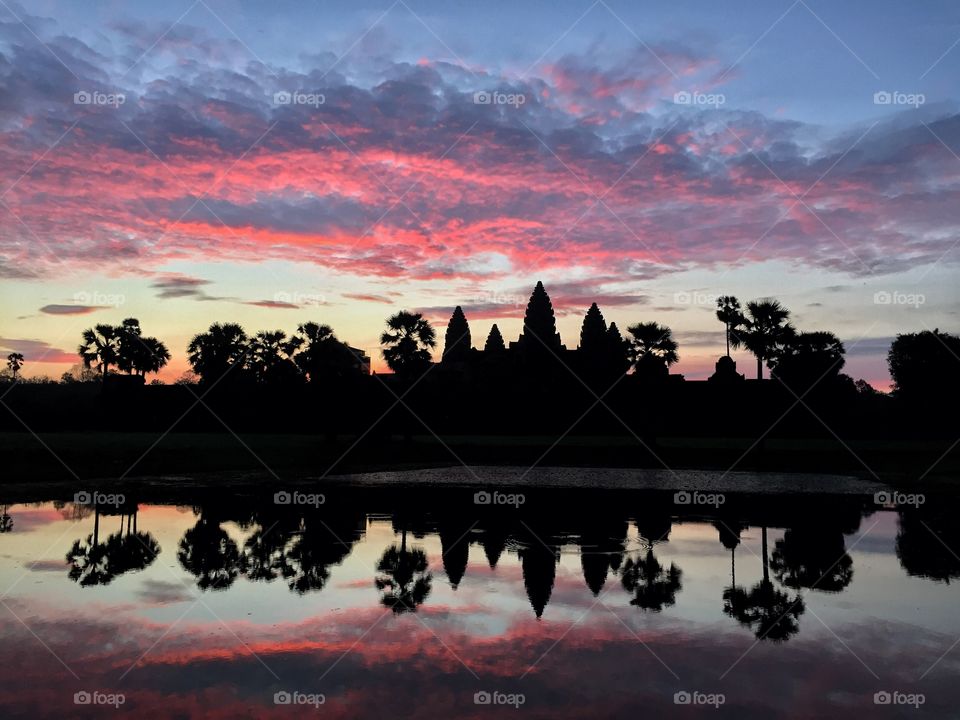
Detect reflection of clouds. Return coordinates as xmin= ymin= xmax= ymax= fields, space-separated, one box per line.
xmin=25 ymin=559 xmax=68 ymax=573
xmin=135 ymin=579 xmax=194 ymax=606
xmin=0 ymin=602 xmax=959 ymax=717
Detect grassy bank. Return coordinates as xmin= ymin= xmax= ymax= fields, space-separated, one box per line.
xmin=1 ymin=432 xmax=956 ymax=487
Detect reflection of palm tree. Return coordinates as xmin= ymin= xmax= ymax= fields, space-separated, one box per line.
xmin=287 ymin=516 xmax=357 ymax=594
xmin=770 ymin=527 xmax=853 ymax=593
xmin=243 ymin=518 xmax=294 ymax=582
xmin=621 ymin=548 xmax=682 ymax=611
xmin=178 ymin=515 xmax=243 ymax=591
xmin=715 ymin=519 xmax=746 ymax=607
xmin=66 ymin=508 xmax=159 ymax=586
xmin=896 ymin=508 xmax=960 ymax=583
xmin=723 ymin=527 xmax=804 ymax=642
xmin=375 ymin=529 xmax=431 ymax=613
xmin=0 ymin=505 xmax=12 ymax=533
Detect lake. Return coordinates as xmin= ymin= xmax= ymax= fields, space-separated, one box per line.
xmin=0 ymin=473 xmax=956 ymax=718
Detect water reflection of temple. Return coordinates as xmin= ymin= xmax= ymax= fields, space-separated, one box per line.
xmin=5 ymin=490 xmax=956 ymax=642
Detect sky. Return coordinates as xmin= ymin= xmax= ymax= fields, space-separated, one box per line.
xmin=1 ymin=0 xmax=958 ymax=385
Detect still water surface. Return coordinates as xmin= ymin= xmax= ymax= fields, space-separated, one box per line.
xmin=0 ymin=475 xmax=957 ymax=718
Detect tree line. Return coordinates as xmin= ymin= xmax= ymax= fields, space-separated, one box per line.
xmin=3 ymin=282 xmax=956 ymax=397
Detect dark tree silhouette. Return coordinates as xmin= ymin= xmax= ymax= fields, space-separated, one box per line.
xmin=771 ymin=331 xmax=845 ymax=392
xmin=735 ymin=300 xmax=795 ymax=380
xmin=187 ymin=323 xmax=249 ymax=384
xmin=286 ymin=514 xmax=359 ymax=594
xmin=896 ymin=508 xmax=960 ymax=583
xmin=293 ymin=322 xmax=360 ymax=381
xmin=716 ymin=296 xmax=743 ymax=358
xmin=621 ymin=548 xmax=682 ymax=611
xmin=381 ymin=311 xmax=436 ymax=378
xmin=888 ymin=329 xmax=960 ymax=399
xmin=249 ymin=330 xmax=301 ymax=384
xmin=375 ymin=529 xmax=431 ymax=613
xmin=78 ymin=324 xmax=121 ymax=382
xmin=6 ymin=352 xmax=24 ymax=380
xmin=442 ymin=306 xmax=472 ymax=363
xmin=484 ymin=324 xmax=506 ymax=353
xmin=626 ymin=321 xmax=678 ymax=379
xmin=116 ymin=318 xmax=170 ymax=377
xmin=177 ymin=515 xmax=243 ymax=590
xmin=66 ymin=508 xmax=159 ymax=586
xmin=770 ymin=526 xmax=853 ymax=593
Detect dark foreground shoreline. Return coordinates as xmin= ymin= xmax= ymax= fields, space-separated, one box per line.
xmin=1 ymin=431 xmax=956 ymax=493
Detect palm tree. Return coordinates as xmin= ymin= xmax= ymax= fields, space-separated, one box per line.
xmin=249 ymin=330 xmax=301 ymax=384
xmin=116 ymin=319 xmax=170 ymax=377
xmin=736 ymin=300 xmax=795 ymax=380
xmin=187 ymin=323 xmax=249 ymax=384
xmin=78 ymin=324 xmax=121 ymax=382
xmin=136 ymin=336 xmax=171 ymax=377
xmin=375 ymin=528 xmax=431 ymax=613
xmin=380 ymin=311 xmax=436 ymax=378
xmin=5 ymin=352 xmax=24 ymax=380
xmin=715 ymin=296 xmax=743 ymax=357
xmin=626 ymin=321 xmax=678 ymax=378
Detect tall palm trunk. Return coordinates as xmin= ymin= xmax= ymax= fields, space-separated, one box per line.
xmin=757 ymin=356 xmax=763 ymax=380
